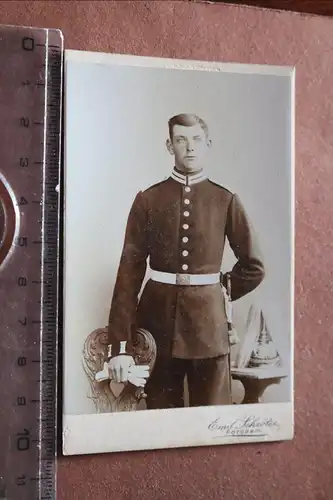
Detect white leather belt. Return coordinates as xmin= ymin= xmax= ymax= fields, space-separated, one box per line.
xmin=150 ymin=270 xmax=220 ymax=286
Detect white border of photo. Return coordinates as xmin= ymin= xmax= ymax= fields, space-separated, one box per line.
xmin=62 ymin=50 xmax=295 ymax=456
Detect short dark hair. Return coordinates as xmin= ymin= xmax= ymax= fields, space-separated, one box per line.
xmin=168 ymin=113 xmax=208 ymax=140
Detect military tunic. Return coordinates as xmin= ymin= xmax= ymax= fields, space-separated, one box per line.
xmin=108 ymin=167 xmax=265 ymax=365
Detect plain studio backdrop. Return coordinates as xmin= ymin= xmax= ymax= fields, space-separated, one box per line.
xmin=64 ymin=54 xmax=293 ymax=415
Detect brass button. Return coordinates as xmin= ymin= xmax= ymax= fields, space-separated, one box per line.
xmin=182 ymin=250 xmax=189 ymax=257
xmin=183 ymin=224 xmax=189 ymax=230
xmin=182 ymin=264 xmax=188 ymax=271
xmin=185 ymin=186 xmax=191 ymax=192
xmin=183 ymin=211 xmax=190 ymax=217
xmin=182 ymin=237 xmax=188 ymax=243
xmin=184 ymin=199 xmax=190 ymax=205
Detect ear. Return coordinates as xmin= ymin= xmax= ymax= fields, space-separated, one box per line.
xmin=207 ymin=138 xmax=212 ymax=148
xmin=166 ymin=138 xmax=174 ymax=155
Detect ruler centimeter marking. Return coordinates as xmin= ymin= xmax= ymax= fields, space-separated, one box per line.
xmin=0 ymin=25 xmax=63 ymax=499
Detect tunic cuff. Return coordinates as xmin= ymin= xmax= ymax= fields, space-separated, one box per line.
xmin=107 ymin=339 xmax=134 ymax=359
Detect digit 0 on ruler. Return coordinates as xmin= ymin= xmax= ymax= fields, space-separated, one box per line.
xmin=0 ymin=25 xmax=63 ymax=499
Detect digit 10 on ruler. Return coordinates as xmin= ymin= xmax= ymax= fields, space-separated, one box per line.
xmin=0 ymin=26 xmax=63 ymax=499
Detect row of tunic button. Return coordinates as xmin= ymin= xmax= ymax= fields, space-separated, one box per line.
xmin=181 ymin=186 xmax=191 ymax=271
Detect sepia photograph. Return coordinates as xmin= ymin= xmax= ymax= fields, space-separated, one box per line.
xmin=62 ymin=50 xmax=294 ymax=455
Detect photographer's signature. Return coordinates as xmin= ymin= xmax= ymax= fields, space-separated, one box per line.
xmin=208 ymin=415 xmax=280 ymax=437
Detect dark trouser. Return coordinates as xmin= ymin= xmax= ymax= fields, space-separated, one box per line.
xmin=145 ymin=354 xmax=232 ymax=410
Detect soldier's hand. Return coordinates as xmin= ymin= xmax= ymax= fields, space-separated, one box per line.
xmin=127 ymin=365 xmax=150 ymax=387
xmin=108 ymin=355 xmax=134 ymax=383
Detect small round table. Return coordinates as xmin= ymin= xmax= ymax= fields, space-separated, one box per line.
xmin=231 ymin=367 xmax=288 ymax=404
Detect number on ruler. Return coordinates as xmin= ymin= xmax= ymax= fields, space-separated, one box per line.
xmin=22 ymin=37 xmax=35 ymax=51
xmin=17 ymin=357 xmax=27 ymax=366
xmin=16 ymin=236 xmax=28 ymax=247
xmin=17 ymin=277 xmax=27 ymax=287
xmin=20 ymin=157 xmax=29 ymax=167
xmin=16 ymin=429 xmax=30 ymax=451
xmin=20 ymin=117 xmax=30 ymax=128
xmin=16 ymin=475 xmax=26 ymax=486
xmin=18 ymin=196 xmax=28 ymax=205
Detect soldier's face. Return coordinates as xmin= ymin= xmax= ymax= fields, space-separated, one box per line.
xmin=167 ymin=124 xmax=211 ymax=173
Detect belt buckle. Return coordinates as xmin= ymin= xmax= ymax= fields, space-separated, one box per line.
xmin=176 ymin=273 xmax=191 ymax=286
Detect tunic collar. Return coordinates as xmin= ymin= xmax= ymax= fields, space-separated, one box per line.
xmin=171 ymin=167 xmax=207 ymax=186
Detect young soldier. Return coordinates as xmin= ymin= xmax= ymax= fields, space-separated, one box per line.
xmin=107 ymin=113 xmax=265 ymax=409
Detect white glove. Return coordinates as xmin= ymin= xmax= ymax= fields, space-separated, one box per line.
xmin=95 ymin=357 xmax=150 ymax=388
xmin=108 ymin=355 xmax=135 ymax=383
xmin=127 ymin=364 xmax=150 ymax=388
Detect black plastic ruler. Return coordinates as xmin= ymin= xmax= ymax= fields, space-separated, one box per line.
xmin=0 ymin=25 xmax=63 ymax=499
